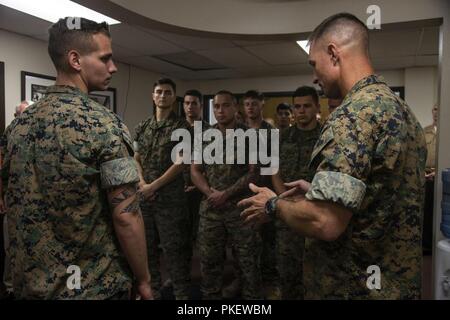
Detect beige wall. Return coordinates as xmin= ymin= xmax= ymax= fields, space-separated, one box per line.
xmin=405 ymin=67 xmax=439 ymax=127
xmin=0 ymin=29 xmax=56 ymax=127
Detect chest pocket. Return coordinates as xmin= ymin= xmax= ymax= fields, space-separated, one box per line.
xmin=280 ymin=142 xmax=300 ymax=181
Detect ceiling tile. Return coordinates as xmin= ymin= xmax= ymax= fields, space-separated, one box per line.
xmin=0 ymin=5 xmax=51 ymax=36
xmin=372 ymin=56 xmax=416 ymax=70
xmin=118 ymin=55 xmax=190 ymax=74
xmin=153 ymin=51 xmax=226 ymax=70
xmin=109 ymin=24 xmax=185 ymax=55
xmin=414 ymin=55 xmax=439 ymax=66
xmin=417 ymin=27 xmax=439 ymax=56
xmin=140 ymin=27 xmax=236 ymax=51
xmin=196 ymin=47 xmax=267 ymax=68
xmin=369 ymin=29 xmax=421 ymax=58
xmin=243 ymin=42 xmax=308 ymax=65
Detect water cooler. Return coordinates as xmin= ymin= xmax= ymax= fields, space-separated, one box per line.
xmin=435 ymin=169 xmax=450 ymax=299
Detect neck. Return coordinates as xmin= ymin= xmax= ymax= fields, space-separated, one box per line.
xmin=218 ymin=119 xmax=236 ymax=133
xmin=156 ymin=107 xmax=172 ymax=121
xmin=186 ymin=116 xmax=201 ymax=126
xmin=297 ymin=120 xmax=318 ymax=131
xmin=340 ymin=57 xmax=374 ymax=98
xmin=247 ymin=117 xmax=263 ymax=129
xmin=55 ymin=72 xmax=88 ymax=94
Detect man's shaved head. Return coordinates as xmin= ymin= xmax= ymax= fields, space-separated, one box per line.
xmin=309 ymin=13 xmax=369 ymax=55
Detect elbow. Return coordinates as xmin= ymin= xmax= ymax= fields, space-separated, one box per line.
xmin=314 ymin=216 xmax=346 ymax=242
xmin=112 ymin=211 xmax=136 ymax=229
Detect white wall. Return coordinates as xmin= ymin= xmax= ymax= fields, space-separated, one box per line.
xmin=0 ymin=29 xmax=187 ymax=133
xmin=405 ymin=67 xmax=439 ymax=127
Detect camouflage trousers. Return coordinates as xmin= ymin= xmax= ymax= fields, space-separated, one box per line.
xmin=260 ymin=220 xmax=278 ymax=285
xmin=275 ymin=218 xmax=305 ymax=300
xmin=198 ymin=201 xmax=262 ymax=300
xmin=140 ymin=202 xmax=191 ymax=300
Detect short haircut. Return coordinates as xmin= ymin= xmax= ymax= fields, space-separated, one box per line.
xmin=184 ymin=89 xmax=202 ymax=102
xmin=153 ymin=78 xmax=176 ymax=93
xmin=308 ymin=12 xmax=369 ymax=50
xmin=48 ymin=17 xmax=110 ymax=72
xmin=215 ymin=90 xmax=237 ymax=104
xmin=276 ymin=103 xmax=292 ymax=113
xmin=244 ymin=90 xmax=264 ymax=101
xmin=293 ymin=86 xmax=319 ymax=105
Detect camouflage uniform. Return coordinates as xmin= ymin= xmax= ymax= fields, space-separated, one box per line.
xmin=198 ymin=122 xmax=262 ymax=299
xmin=256 ymin=120 xmax=278 ymax=290
xmin=304 ymin=75 xmax=426 ymax=299
xmin=277 ymin=124 xmax=321 ymax=299
xmin=184 ymin=120 xmax=211 ymax=243
xmin=134 ymin=112 xmax=191 ymax=300
xmin=2 ymin=86 xmax=138 ymax=299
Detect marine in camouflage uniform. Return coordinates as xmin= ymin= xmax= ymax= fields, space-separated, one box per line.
xmin=2 ymin=86 xmax=138 ymax=299
xmin=255 ymin=120 xmax=278 ymax=293
xmin=304 ymin=74 xmax=426 ymax=299
xmin=196 ymin=122 xmax=262 ymax=300
xmin=134 ymin=111 xmax=191 ymax=299
xmin=276 ymin=123 xmax=320 ymax=299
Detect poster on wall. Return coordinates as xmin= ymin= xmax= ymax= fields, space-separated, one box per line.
xmin=21 ymin=71 xmax=56 ymax=102
xmin=21 ymin=71 xmax=117 ymax=113
xmin=89 ymin=88 xmax=117 ymax=113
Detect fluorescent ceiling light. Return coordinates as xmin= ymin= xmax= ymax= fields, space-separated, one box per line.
xmin=0 ymin=0 xmax=120 ymax=25
xmin=296 ymin=40 xmax=310 ymax=54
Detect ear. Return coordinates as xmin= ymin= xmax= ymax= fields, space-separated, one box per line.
xmin=327 ymin=43 xmax=339 ymax=66
xmin=67 ymin=50 xmax=82 ymax=71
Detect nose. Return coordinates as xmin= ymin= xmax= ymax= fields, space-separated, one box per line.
xmin=109 ymin=60 xmax=118 ymax=74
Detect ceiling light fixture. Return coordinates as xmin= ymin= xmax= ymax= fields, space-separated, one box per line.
xmin=296 ymin=40 xmax=310 ymax=54
xmin=0 ymin=0 xmax=120 ymax=25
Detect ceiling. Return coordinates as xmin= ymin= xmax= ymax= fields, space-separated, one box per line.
xmin=0 ymin=2 xmax=440 ymax=81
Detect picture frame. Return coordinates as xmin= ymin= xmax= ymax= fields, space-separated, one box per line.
xmin=1 ymin=61 xmax=5 ymax=133
xmin=89 ymin=88 xmax=117 ymax=113
xmin=21 ymin=71 xmax=56 ymax=103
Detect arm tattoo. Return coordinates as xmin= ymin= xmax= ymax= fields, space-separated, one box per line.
xmin=109 ymin=183 xmax=142 ymax=215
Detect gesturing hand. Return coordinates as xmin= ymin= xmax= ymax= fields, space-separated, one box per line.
xmin=238 ymin=183 xmax=276 ymax=227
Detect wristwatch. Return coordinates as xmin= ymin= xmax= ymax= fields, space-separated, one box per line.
xmin=265 ymin=196 xmax=279 ymax=220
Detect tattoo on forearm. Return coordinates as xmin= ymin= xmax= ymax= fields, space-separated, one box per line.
xmin=121 ymin=198 xmax=141 ymax=215
xmin=110 ymin=184 xmax=141 ymax=215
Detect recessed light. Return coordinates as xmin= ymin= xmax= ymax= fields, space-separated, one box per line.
xmin=296 ymin=40 xmax=310 ymax=54
xmin=0 ymin=0 xmax=120 ymax=25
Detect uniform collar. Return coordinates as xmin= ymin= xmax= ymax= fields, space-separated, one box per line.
xmin=344 ymin=74 xmax=386 ymax=101
xmin=45 ymin=85 xmax=90 ymax=99
xmin=149 ymin=111 xmax=178 ymax=129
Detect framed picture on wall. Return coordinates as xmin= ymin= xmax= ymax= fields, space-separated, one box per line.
xmin=89 ymin=88 xmax=117 ymax=113
xmin=1 ymin=61 xmax=5 ymax=133
xmin=21 ymin=71 xmax=56 ymax=103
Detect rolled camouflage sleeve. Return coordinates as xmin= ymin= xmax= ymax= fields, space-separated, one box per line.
xmin=100 ymin=157 xmax=140 ymax=189
xmin=305 ymin=171 xmax=366 ymax=211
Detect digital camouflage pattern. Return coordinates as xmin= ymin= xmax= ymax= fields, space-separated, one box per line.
xmin=3 ymin=86 xmax=137 ymax=299
xmin=134 ymin=111 xmax=190 ymax=206
xmin=183 ymin=120 xmax=211 ymax=244
xmin=198 ymin=122 xmax=262 ymax=299
xmin=305 ymin=75 xmax=427 ymax=299
xmin=277 ymin=124 xmax=320 ymax=299
xmin=134 ymin=112 xmax=191 ymax=299
xmin=254 ymin=120 xmax=278 ymax=294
